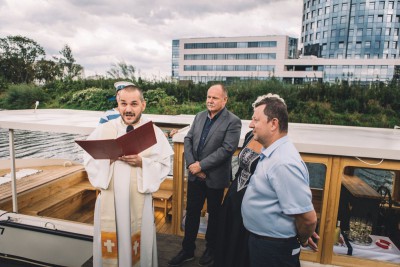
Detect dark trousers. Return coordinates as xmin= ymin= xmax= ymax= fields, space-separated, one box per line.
xmin=248 ymin=233 xmax=301 ymax=267
xmin=182 ymin=179 xmax=225 ymax=253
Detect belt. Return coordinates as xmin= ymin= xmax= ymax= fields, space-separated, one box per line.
xmin=250 ymin=232 xmax=297 ymax=242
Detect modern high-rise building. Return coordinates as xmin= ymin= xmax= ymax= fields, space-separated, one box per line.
xmin=300 ymin=0 xmax=400 ymax=82
xmin=172 ymin=0 xmax=400 ymax=83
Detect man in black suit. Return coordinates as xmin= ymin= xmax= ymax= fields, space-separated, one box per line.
xmin=168 ymin=84 xmax=242 ymax=266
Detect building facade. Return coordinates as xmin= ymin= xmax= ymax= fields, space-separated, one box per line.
xmin=301 ymin=0 xmax=400 ymax=82
xmin=172 ymin=0 xmax=400 ymax=83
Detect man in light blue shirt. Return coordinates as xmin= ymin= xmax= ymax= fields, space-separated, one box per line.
xmin=241 ymin=94 xmax=317 ymax=267
xmin=98 ymin=81 xmax=135 ymax=124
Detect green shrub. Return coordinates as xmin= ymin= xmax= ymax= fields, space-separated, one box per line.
xmin=62 ymin=87 xmax=115 ymax=110
xmin=1 ymin=84 xmax=48 ymax=109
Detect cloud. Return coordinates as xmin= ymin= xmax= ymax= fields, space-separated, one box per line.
xmin=0 ymin=0 xmax=302 ymax=79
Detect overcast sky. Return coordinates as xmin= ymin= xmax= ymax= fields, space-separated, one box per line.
xmin=0 ymin=0 xmax=303 ymax=80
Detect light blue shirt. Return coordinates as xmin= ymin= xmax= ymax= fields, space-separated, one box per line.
xmin=241 ymin=135 xmax=314 ymax=238
xmin=99 ymin=108 xmax=120 ymax=124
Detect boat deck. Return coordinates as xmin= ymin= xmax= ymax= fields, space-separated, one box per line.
xmin=0 ymin=164 xmax=85 ymax=202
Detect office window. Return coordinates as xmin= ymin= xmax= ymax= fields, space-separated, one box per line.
xmin=333 ymin=4 xmax=339 ymax=12
xmin=387 ymin=15 xmax=392 ymax=23
xmin=359 ymin=2 xmax=365 ymax=9
xmin=368 ymin=15 xmax=374 ymax=23
xmin=306 ymin=24 xmax=309 ymax=31
xmin=384 ymin=41 xmax=390 ymax=48
xmin=376 ymin=28 xmax=382 ymax=35
xmin=369 ymin=2 xmax=375 ymax=9
xmin=377 ymin=15 xmax=383 ymax=22
xmin=310 ymin=34 xmax=313 ymax=41
xmin=349 ymin=29 xmax=354 ymax=36
xmin=393 ymin=41 xmax=398 ymax=49
xmin=331 ymin=30 xmax=337 ymax=37
xmin=302 ymin=26 xmax=305 ymax=33
xmin=367 ymin=28 xmax=372 ymax=35
xmin=304 ymin=3 xmax=307 ymax=10
xmin=307 ymin=12 xmax=310 ymax=19
xmin=330 ymin=42 xmax=335 ymax=49
xmin=357 ymin=29 xmax=363 ymax=36
xmin=358 ymin=16 xmax=364 ymax=23
xmin=375 ymin=41 xmax=380 ymax=48
xmin=332 ymin=17 xmax=338 ymax=24
xmin=323 ymin=31 xmax=328 ymax=38
xmin=317 ymin=20 xmax=322 ymax=27
xmin=322 ymin=44 xmax=327 ymax=51
xmin=305 ymin=35 xmax=308 ymax=42
xmin=311 ymin=22 xmax=314 ymax=29
xmin=364 ymin=54 xmax=370 ymax=59
xmin=312 ymin=10 xmax=316 ymax=17
xmin=307 ymin=1 xmax=310 ymax=8
xmin=339 ymin=42 xmax=344 ymax=49
xmin=395 ymin=28 xmax=399 ymax=36
xmin=338 ymin=54 xmax=343 ymax=59
xmin=324 ymin=18 xmax=329 ymax=26
xmin=339 ymin=29 xmax=345 ymax=36
xmin=365 ymin=41 xmax=371 ymax=48
xmin=316 ymin=32 xmax=321 ymax=40
xmin=342 ymin=3 xmax=348 ymax=10
xmin=340 ymin=16 xmax=346 ymax=24
xmin=355 ymin=54 xmax=361 ymax=59
xmin=397 ymin=16 xmax=400 ymax=23
xmin=318 ymin=8 xmax=323 ymax=15
xmin=350 ymin=16 xmax=355 ymax=24
xmin=386 ymin=28 xmax=391 ymax=36
xmin=325 ymin=6 xmax=330 ymax=14
xmin=303 ymin=14 xmax=305 ymax=22
xmin=389 ymin=1 xmax=394 ymax=9
xmin=356 ymin=42 xmax=362 ymax=49
xmin=312 ymin=0 xmax=316 ymax=6
xmin=379 ymin=1 xmax=385 ymax=9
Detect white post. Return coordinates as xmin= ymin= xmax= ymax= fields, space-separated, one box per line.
xmin=9 ymin=129 xmax=18 ymax=212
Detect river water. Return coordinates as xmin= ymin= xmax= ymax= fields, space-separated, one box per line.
xmin=0 ymin=129 xmax=393 ymax=192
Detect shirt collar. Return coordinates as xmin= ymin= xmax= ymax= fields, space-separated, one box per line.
xmin=207 ymin=107 xmax=225 ymax=121
xmin=260 ymin=135 xmax=289 ymax=160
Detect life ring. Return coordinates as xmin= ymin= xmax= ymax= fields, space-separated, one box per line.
xmin=375 ymin=239 xmax=391 ymax=249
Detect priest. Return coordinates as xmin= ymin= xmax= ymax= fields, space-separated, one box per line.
xmin=84 ymin=81 xmax=174 ymax=267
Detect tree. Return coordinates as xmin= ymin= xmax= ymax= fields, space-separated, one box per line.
xmin=107 ymin=61 xmax=136 ymax=81
xmin=35 ymin=59 xmax=61 ymax=83
xmin=0 ymin=35 xmax=45 ymax=83
xmin=57 ymin=44 xmax=83 ymax=81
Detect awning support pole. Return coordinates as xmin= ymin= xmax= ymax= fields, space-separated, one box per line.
xmin=9 ymin=129 xmax=18 ymax=212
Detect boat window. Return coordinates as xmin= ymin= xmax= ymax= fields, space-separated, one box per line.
xmin=335 ymin=166 xmax=400 ymax=263
xmin=305 ymin=162 xmax=327 ymax=235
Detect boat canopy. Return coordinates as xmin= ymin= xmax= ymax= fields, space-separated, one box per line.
xmin=0 ymin=109 xmax=399 ymax=160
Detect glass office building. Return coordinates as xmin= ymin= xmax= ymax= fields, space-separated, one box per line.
xmin=301 ymin=0 xmax=400 ymax=82
xmin=171 ymin=36 xmax=299 ymax=83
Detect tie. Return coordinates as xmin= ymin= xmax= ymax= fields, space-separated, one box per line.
xmin=126 ymin=125 xmax=134 ymax=133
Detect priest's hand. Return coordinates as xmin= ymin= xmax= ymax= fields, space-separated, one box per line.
xmin=119 ymin=154 xmax=142 ymax=168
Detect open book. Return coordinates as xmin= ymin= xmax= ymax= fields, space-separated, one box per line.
xmin=75 ymin=121 xmax=157 ymax=159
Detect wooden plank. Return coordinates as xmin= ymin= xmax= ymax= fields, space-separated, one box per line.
xmin=341 ymin=174 xmax=381 ymax=199
xmin=0 ymin=164 xmax=84 ymax=201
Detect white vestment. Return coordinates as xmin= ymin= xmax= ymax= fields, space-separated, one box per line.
xmin=84 ymin=117 xmax=174 ymax=267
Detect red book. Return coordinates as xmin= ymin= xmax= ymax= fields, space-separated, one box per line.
xmin=76 ymin=121 xmax=157 ymax=159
